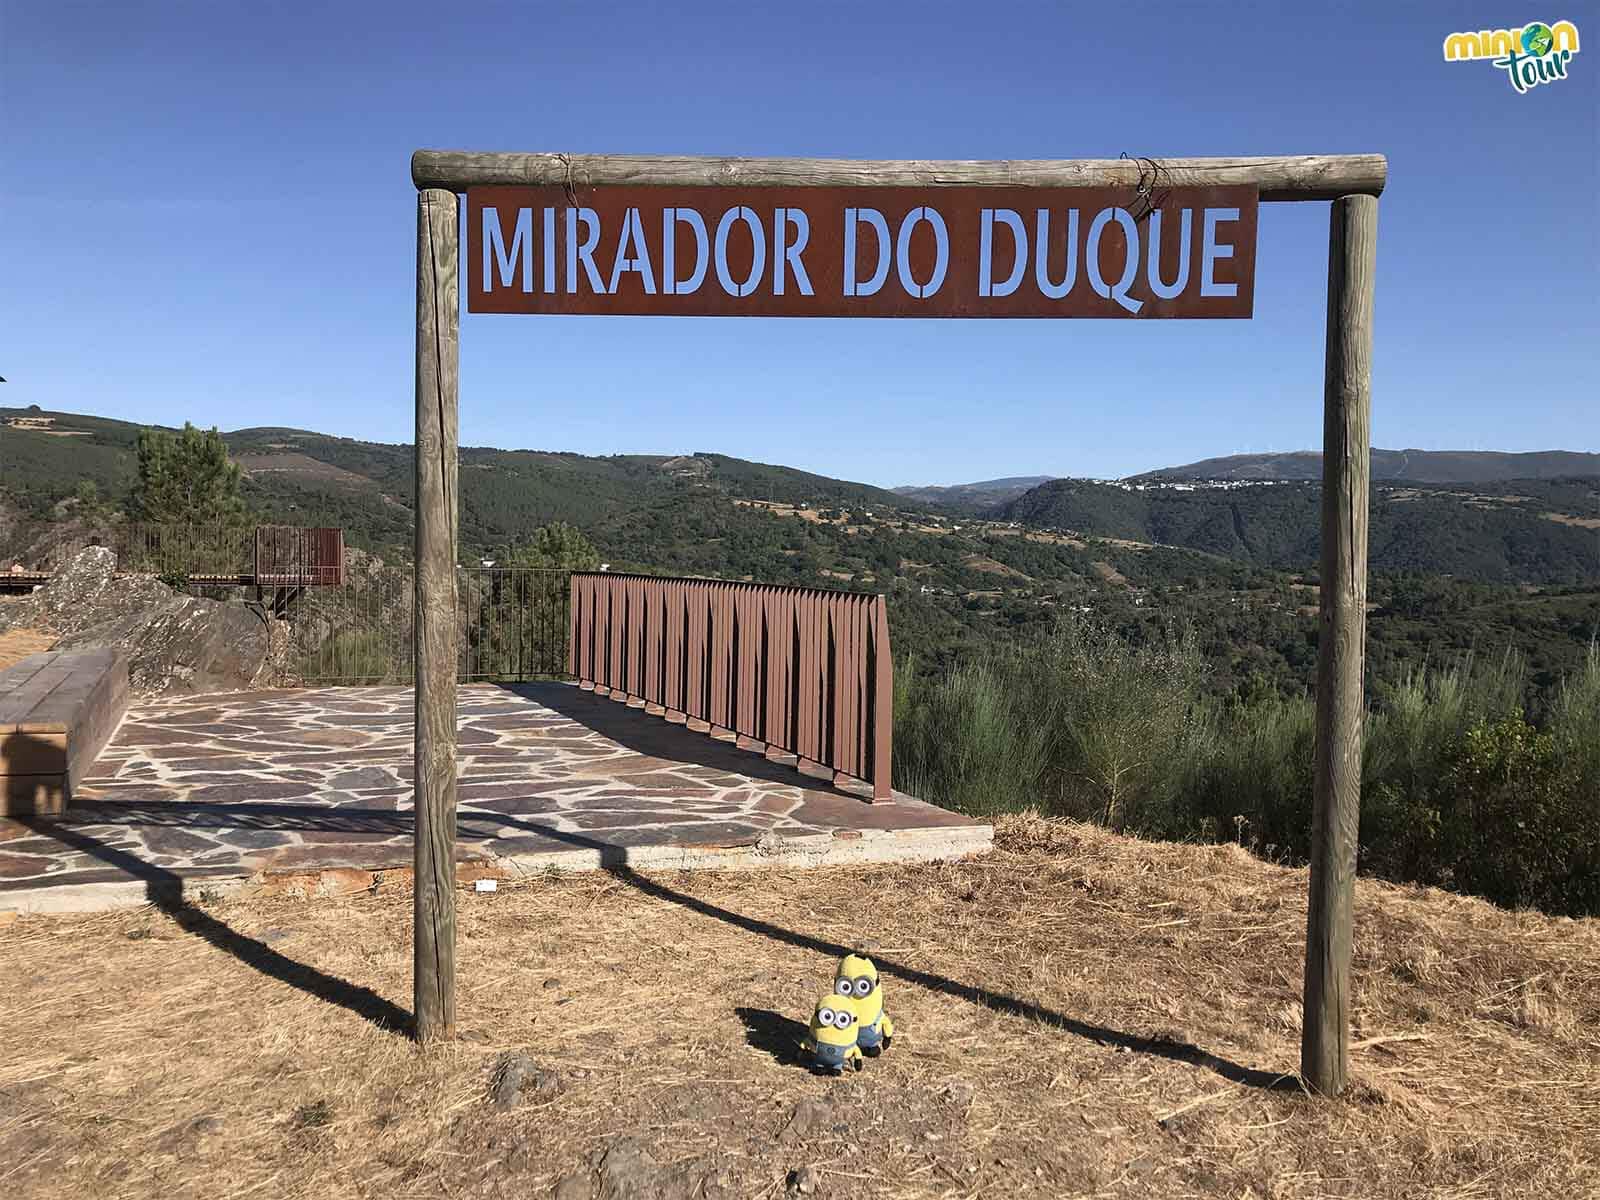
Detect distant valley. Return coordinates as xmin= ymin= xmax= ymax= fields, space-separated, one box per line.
xmin=3 ymin=405 xmax=1596 ymax=690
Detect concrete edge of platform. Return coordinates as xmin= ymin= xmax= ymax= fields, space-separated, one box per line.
xmin=0 ymin=874 xmax=253 ymax=915
xmin=495 ymin=822 xmax=996 ymax=876
xmin=0 ymin=824 xmax=995 ymax=916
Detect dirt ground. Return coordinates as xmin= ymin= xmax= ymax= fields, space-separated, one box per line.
xmin=2 ymin=815 xmax=1596 ymax=1199
xmin=0 ymin=625 xmax=54 ymax=671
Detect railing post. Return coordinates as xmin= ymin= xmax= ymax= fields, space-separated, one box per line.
xmin=871 ymin=596 xmax=892 ymax=801
xmin=565 ymin=574 xmax=894 ymax=801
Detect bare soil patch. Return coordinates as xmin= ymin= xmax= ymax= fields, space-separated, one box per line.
xmin=0 ymin=626 xmax=54 ymax=670
xmin=233 ymin=452 xmax=374 ymax=489
xmin=1543 ymin=511 xmax=1600 ymax=529
xmin=1 ymin=417 xmax=88 ymax=436
xmin=959 ymin=554 xmax=1028 ymax=580
xmin=1091 ymin=560 xmax=1129 ymax=587
xmin=1 ymin=815 xmax=1595 ymax=1199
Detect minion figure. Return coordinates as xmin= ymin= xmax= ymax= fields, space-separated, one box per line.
xmin=834 ymin=953 xmax=894 ymax=1056
xmin=803 ymin=993 xmax=865 ymax=1075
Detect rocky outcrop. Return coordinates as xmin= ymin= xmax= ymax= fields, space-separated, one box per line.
xmin=0 ymin=503 xmax=123 ymax=574
xmin=0 ymin=547 xmax=287 ymax=696
xmin=2 ymin=547 xmax=168 ymax=633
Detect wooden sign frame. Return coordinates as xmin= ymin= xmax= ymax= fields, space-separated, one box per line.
xmin=409 ymin=150 xmax=1384 ymax=1099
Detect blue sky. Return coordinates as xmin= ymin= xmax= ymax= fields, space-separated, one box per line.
xmin=2 ymin=1 xmax=1595 ymax=486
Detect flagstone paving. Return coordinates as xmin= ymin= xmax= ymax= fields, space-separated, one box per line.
xmin=0 ymin=682 xmax=989 ymax=911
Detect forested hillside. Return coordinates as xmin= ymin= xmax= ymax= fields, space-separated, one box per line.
xmin=1140 ymin=447 xmax=1600 ymax=483
xmin=4 ymin=405 xmax=1596 ymax=695
xmin=891 ymin=475 xmax=1056 ymax=509
xmin=1000 ymin=477 xmax=1599 ymax=585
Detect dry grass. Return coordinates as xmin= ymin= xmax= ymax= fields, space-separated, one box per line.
xmin=0 ymin=627 xmax=55 ymax=671
xmin=2 ymin=814 xmax=1597 ymax=1199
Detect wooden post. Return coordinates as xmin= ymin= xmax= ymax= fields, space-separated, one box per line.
xmin=414 ymin=186 xmax=460 ymax=1045
xmin=412 ymin=150 xmax=1387 ymax=202
xmin=1302 ymin=193 xmax=1377 ymax=1096
xmin=416 ymin=147 xmax=1387 ymax=1089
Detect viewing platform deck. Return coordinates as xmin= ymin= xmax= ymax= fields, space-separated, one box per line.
xmin=0 ymin=682 xmax=991 ymax=913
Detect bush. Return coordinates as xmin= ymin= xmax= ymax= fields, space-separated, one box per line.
xmin=1026 ymin=619 xmax=1207 ymax=832
xmin=300 ymin=630 xmax=402 ymax=685
xmin=1359 ymin=653 xmax=1526 ymax=886
xmin=894 ymin=657 xmax=1047 ymax=817
xmin=1550 ymin=641 xmax=1600 ymax=806
xmin=896 ymin=623 xmax=1600 ymax=915
xmin=895 ymin=616 xmax=1207 ymax=830
xmin=1184 ymin=692 xmax=1316 ymax=860
xmin=1438 ymin=714 xmax=1594 ymax=914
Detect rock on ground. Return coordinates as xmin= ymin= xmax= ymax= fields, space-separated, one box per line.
xmin=593 ymin=1137 xmax=703 ymax=1200
xmin=1 ymin=546 xmax=286 ymax=696
xmin=489 ymin=1052 xmax=562 ymax=1111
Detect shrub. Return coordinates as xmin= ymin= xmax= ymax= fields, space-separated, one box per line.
xmin=1184 ymin=692 xmax=1316 ymax=860
xmin=300 ymin=630 xmax=401 ymax=685
xmin=1023 ymin=618 xmax=1207 ymax=833
xmin=895 ymin=616 xmax=1208 ymax=830
xmin=1549 ymin=640 xmax=1600 ymax=806
xmin=1437 ymin=714 xmax=1594 ymax=914
xmin=894 ymin=657 xmax=1047 ymax=817
xmin=895 ymin=623 xmax=1600 ymax=915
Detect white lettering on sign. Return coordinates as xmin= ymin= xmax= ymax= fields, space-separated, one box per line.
xmin=975 ymin=204 xmax=1235 ymax=313
xmin=1035 ymin=208 xmax=1079 ymax=300
xmin=844 ymin=207 xmax=891 ymax=298
xmin=1146 ymin=209 xmax=1191 ymax=300
xmin=714 ymin=206 xmax=765 ymax=297
xmin=542 ymin=207 xmax=557 ymax=293
xmin=896 ymin=207 xmax=950 ymax=299
xmin=1201 ymin=207 xmax=1240 ymax=298
xmin=1085 ymin=207 xmax=1141 ymax=315
xmin=607 ymin=207 xmax=657 ymax=295
xmin=773 ymin=207 xmax=814 ymax=297
xmin=566 ymin=207 xmax=603 ymax=294
xmin=979 ymin=209 xmax=1026 ymax=298
xmin=468 ymin=188 xmax=1256 ymax=317
xmin=482 ymin=206 xmax=533 ymax=293
xmin=663 ymin=208 xmax=708 ymax=296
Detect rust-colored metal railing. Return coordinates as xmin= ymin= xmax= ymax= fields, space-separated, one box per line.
xmin=1 ymin=524 xmax=346 ymax=588
xmin=254 ymin=526 xmax=345 ymax=587
xmin=568 ymin=573 xmax=893 ymax=801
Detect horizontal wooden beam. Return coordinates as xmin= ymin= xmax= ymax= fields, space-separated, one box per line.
xmin=412 ymin=151 xmax=1385 ymax=202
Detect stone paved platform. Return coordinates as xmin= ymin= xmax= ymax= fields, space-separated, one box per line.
xmin=0 ymin=683 xmax=990 ymax=912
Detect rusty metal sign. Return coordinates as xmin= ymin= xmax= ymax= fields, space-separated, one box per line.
xmin=467 ymin=185 xmax=1257 ymax=318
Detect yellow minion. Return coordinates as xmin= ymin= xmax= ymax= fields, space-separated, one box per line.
xmin=803 ymin=992 xmax=865 ymax=1074
xmin=833 ymin=953 xmax=894 ymax=1056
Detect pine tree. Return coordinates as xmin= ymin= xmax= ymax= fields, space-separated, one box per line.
xmin=131 ymin=423 xmax=248 ymax=526
xmin=504 ymin=522 xmax=601 ymax=571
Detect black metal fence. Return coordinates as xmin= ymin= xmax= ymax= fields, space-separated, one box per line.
xmin=286 ymin=566 xmax=572 ymax=686
xmin=11 ymin=522 xmax=344 ymax=584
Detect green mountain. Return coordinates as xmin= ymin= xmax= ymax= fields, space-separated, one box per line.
xmin=1 ymin=407 xmax=908 ymax=561
xmin=999 ymin=477 xmax=1599 ymax=586
xmin=4 ymin=405 xmax=1596 ymax=691
xmin=1139 ymin=448 xmax=1600 ymax=483
xmin=892 ymin=475 xmax=1057 ymax=509
xmin=6 ymin=407 xmax=1595 ymax=589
